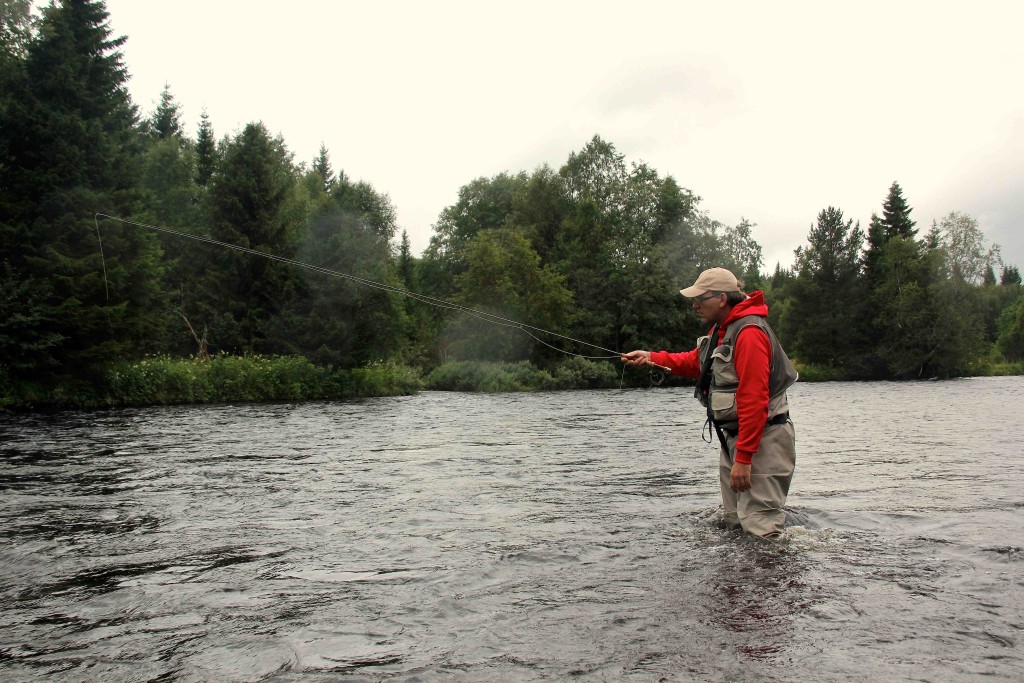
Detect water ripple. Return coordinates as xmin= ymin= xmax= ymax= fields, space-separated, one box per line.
xmin=1 ymin=377 xmax=1022 ymax=681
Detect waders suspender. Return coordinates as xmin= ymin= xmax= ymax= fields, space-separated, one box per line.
xmin=698 ymin=324 xmax=730 ymax=452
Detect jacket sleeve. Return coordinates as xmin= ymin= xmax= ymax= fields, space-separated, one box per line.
xmin=649 ymin=348 xmax=701 ymax=379
xmin=733 ymin=326 xmax=771 ymax=464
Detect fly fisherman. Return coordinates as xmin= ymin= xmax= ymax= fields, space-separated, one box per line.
xmin=621 ymin=267 xmax=798 ymax=538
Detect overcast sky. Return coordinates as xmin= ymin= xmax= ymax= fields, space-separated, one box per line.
xmin=104 ymin=0 xmax=1024 ymax=272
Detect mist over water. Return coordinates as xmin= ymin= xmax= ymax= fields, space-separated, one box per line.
xmin=1 ymin=377 xmax=1022 ymax=681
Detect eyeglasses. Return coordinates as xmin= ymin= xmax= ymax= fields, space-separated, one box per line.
xmin=693 ymin=292 xmax=721 ymax=304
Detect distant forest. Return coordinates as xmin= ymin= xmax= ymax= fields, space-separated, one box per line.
xmin=2 ymin=1 xmax=1023 ymax=407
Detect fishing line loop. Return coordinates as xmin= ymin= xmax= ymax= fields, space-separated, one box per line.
xmin=94 ymin=214 xmax=637 ymax=366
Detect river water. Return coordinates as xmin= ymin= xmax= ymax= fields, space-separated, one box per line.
xmin=1 ymin=377 xmax=1022 ymax=682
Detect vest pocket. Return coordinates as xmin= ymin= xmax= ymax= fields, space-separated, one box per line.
xmin=710 ymin=390 xmax=736 ymax=414
xmin=711 ymin=345 xmax=733 ymax=363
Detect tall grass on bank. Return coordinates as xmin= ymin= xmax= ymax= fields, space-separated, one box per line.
xmin=791 ymin=356 xmax=1024 ymax=381
xmin=424 ymin=357 xmax=622 ymax=392
xmin=2 ymin=356 xmax=423 ymax=411
xmin=971 ymin=357 xmax=1024 ymax=377
xmin=100 ymin=355 xmax=423 ymax=407
xmin=789 ymin=360 xmax=847 ymax=382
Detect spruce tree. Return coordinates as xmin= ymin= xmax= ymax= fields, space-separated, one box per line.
xmin=860 ymin=182 xmax=926 ymax=377
xmin=983 ymin=265 xmax=997 ymax=287
xmin=880 ymin=181 xmax=917 ymax=240
xmin=861 ymin=212 xmax=885 ymax=281
xmin=194 ymin=109 xmax=217 ymax=187
xmin=783 ymin=207 xmax=864 ymax=369
xmin=311 ymin=142 xmax=336 ymax=192
xmin=203 ymin=122 xmax=299 ymax=353
xmin=0 ymin=0 xmax=164 ymax=390
xmin=398 ymin=229 xmax=414 ymax=288
xmin=149 ymin=83 xmax=184 ymax=141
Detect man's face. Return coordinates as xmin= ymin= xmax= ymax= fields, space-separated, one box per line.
xmin=691 ymin=291 xmax=726 ymax=325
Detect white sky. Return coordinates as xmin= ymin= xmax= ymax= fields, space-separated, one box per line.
xmin=104 ymin=0 xmax=1024 ymax=271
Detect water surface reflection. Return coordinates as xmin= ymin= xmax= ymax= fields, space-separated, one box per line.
xmin=1 ymin=378 xmax=1022 ymax=681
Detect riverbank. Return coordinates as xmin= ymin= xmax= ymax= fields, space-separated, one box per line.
xmin=0 ymin=355 xmax=423 ymax=412
xmin=0 ymin=356 xmax=625 ymax=411
xmin=2 ymin=354 xmax=1021 ymax=411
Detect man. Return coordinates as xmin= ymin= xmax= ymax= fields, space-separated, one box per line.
xmin=621 ymin=267 xmax=798 ymax=537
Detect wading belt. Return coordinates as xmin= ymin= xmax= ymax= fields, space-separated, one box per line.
xmin=721 ymin=412 xmax=791 ymax=437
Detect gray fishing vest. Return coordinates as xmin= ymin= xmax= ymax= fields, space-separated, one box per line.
xmin=694 ymin=315 xmax=798 ymax=428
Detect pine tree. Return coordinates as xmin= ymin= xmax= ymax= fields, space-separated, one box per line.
xmin=861 ymin=184 xmax=926 ymax=377
xmin=880 ymin=181 xmax=917 ymax=240
xmin=398 ymin=229 xmax=414 ymax=288
xmin=0 ymin=0 xmax=164 ymax=389
xmin=194 ymin=109 xmax=217 ymax=187
xmin=202 ymin=122 xmax=299 ymax=353
xmin=149 ymin=83 xmax=184 ymax=141
xmin=861 ymin=212 xmax=885 ymax=281
xmin=311 ymin=142 xmax=336 ymax=192
xmin=783 ymin=207 xmax=865 ymax=368
xmin=983 ymin=265 xmax=997 ymax=287
xmin=1002 ymin=265 xmax=1022 ymax=286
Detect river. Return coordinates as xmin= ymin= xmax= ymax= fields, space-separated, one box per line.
xmin=1 ymin=377 xmax=1022 ymax=682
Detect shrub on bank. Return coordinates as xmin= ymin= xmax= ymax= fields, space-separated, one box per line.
xmin=978 ymin=360 xmax=1024 ymax=376
xmin=324 ymin=361 xmax=425 ymax=398
xmin=789 ymin=359 xmax=846 ymax=382
xmin=102 ymin=355 xmax=423 ymax=407
xmin=550 ymin=356 xmax=622 ymax=389
xmin=424 ymin=360 xmax=554 ymax=392
xmin=424 ymin=358 xmax=622 ymax=392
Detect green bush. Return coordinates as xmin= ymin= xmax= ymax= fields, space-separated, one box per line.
xmin=790 ymin=359 xmax=846 ymax=382
xmin=550 ymin=356 xmax=621 ymax=389
xmin=102 ymin=355 xmax=422 ymax=407
xmin=424 ymin=360 xmax=557 ymax=392
xmin=329 ymin=361 xmax=425 ymax=397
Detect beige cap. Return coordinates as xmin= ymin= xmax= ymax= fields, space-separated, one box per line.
xmin=680 ymin=267 xmax=742 ymax=297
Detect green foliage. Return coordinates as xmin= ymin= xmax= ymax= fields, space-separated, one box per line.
xmin=550 ymin=356 xmax=621 ymax=389
xmin=0 ymin=0 xmax=165 ymax=384
xmin=2 ymin=0 xmax=1022 ymax=406
xmin=202 ymin=122 xmax=301 ymax=353
xmin=781 ymin=207 xmax=865 ymax=369
xmin=789 ymin=359 xmax=846 ymax=382
xmin=420 ymin=136 xmax=701 ymax=368
xmin=280 ymin=174 xmax=411 ymax=368
xmin=933 ymin=211 xmax=1001 ymax=284
xmin=1002 ymin=265 xmax=1022 ymax=286
xmin=721 ymin=218 xmax=765 ymax=287
xmin=448 ymin=228 xmax=574 ymax=361
xmin=194 ymin=109 xmax=217 ymax=187
xmin=880 ymin=181 xmax=916 ymax=240
xmin=148 ymin=84 xmax=185 ymax=141
xmin=425 ymin=360 xmax=557 ymax=392
xmin=311 ymin=142 xmax=337 ymax=193
xmin=996 ymin=294 xmax=1024 ymax=361
xmin=102 ymin=355 xmax=422 ymax=407
xmin=424 ymin=358 xmax=621 ymax=392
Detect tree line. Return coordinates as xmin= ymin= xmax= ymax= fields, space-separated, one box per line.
xmin=2 ymin=1 xmax=1022 ymax=407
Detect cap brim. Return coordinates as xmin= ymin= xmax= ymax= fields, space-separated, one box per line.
xmin=680 ymin=285 xmax=705 ymax=297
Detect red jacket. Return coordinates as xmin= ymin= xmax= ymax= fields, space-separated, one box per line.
xmin=649 ymin=291 xmax=773 ymax=465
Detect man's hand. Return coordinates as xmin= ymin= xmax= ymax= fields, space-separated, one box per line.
xmin=620 ymin=350 xmax=652 ymax=368
xmin=730 ymin=462 xmax=752 ymax=492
